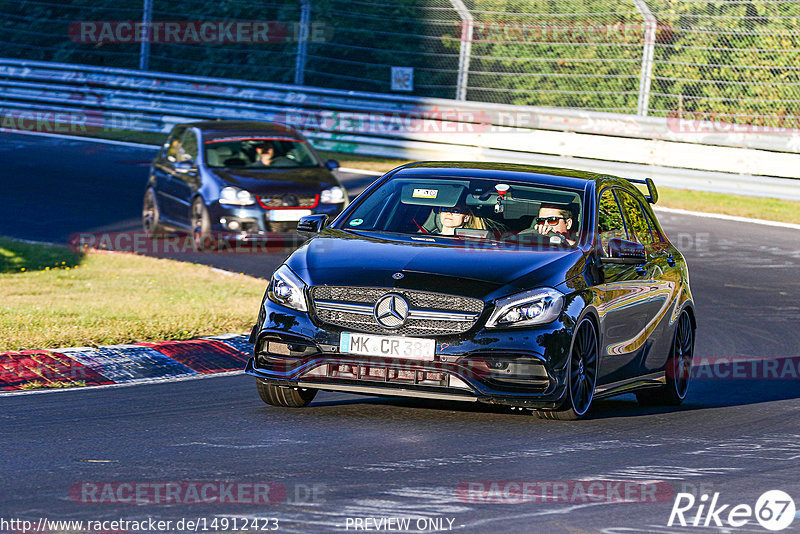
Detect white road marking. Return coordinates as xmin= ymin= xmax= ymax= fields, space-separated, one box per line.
xmin=171 ymin=440 xmax=307 ymax=449
xmin=346 ymin=440 xmax=664 ymax=473
xmin=338 ymin=166 xmax=384 ymax=176
xmin=655 ymin=206 xmax=800 ymax=230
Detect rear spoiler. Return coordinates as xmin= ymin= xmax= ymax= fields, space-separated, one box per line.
xmin=626 ymin=177 xmax=658 ymax=204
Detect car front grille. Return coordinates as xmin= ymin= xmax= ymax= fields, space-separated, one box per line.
xmin=310 ymin=286 xmax=484 ymax=337
xmin=257 ymin=193 xmax=319 ymax=208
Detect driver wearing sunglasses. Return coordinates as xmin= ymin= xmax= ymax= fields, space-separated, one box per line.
xmin=534 ymin=204 xmax=576 ymax=245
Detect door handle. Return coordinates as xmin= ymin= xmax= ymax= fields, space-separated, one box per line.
xmin=666 ymin=254 xmax=676 ymax=267
xmin=635 ymin=265 xmax=647 ymax=276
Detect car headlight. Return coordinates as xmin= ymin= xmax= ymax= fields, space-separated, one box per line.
xmin=220 ymin=186 xmax=255 ymax=206
xmin=320 ymin=186 xmax=346 ymax=204
xmin=485 ymin=288 xmax=563 ymax=328
xmin=268 ymin=265 xmax=308 ymax=312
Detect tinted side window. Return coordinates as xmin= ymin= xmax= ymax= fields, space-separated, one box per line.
xmin=179 ymin=130 xmax=198 ymax=162
xmin=641 ymin=205 xmax=665 ymax=243
xmin=164 ymin=127 xmax=186 ymax=161
xmin=617 ymin=190 xmax=654 ymax=246
xmin=597 ymin=188 xmax=627 ymax=254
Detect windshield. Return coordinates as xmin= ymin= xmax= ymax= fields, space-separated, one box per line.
xmin=339 ymin=176 xmax=583 ymax=249
xmin=204 ymin=137 xmax=320 ymax=169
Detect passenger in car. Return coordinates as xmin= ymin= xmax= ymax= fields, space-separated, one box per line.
xmin=254 ymin=141 xmax=295 ymax=167
xmin=166 ymin=139 xmax=182 ymax=162
xmin=254 ymin=141 xmax=276 ymax=166
xmin=429 ymin=204 xmax=487 ymax=235
xmin=533 ymin=203 xmax=577 ymax=245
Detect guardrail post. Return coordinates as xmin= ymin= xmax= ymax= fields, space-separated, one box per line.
xmin=294 ymin=0 xmax=311 ymax=86
xmin=633 ymin=0 xmax=656 ymax=116
xmin=139 ymin=0 xmax=153 ymax=71
xmin=449 ymin=0 xmax=472 ymax=101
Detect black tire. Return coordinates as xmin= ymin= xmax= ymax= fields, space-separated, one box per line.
xmin=142 ymin=188 xmax=165 ymax=237
xmin=256 ymin=379 xmax=317 ymax=408
xmin=637 ymin=309 xmax=694 ymax=406
xmin=191 ymin=198 xmax=214 ymax=251
xmin=535 ymin=317 xmax=599 ymax=421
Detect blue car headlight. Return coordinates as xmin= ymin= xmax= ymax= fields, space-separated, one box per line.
xmin=486 ymin=288 xmax=564 ymax=328
xmin=320 ymin=186 xmax=347 ymax=204
xmin=220 ymin=186 xmax=255 ymax=206
xmin=267 ymin=265 xmax=308 ymax=312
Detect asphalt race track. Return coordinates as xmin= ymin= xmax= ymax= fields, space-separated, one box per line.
xmin=2 ymin=132 xmax=800 ymax=533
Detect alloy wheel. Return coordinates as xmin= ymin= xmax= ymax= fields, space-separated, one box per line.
xmin=142 ymin=191 xmax=156 ymax=235
xmin=570 ymin=318 xmax=598 ymax=416
xmin=672 ymin=311 xmax=694 ymax=399
xmin=192 ymin=201 xmax=208 ymax=250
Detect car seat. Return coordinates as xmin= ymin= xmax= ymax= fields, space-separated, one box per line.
xmin=207 ymin=145 xmax=233 ymax=167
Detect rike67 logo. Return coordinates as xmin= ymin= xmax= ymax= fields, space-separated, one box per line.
xmin=669 ymin=490 xmax=796 ymax=531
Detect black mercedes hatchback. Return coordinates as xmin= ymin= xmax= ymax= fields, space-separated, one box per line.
xmin=143 ymin=120 xmax=348 ymax=248
xmin=246 ymin=162 xmax=696 ymax=420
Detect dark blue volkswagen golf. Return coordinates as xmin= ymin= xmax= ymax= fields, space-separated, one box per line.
xmin=246 ymin=162 xmax=696 ymax=420
xmin=142 ymin=121 xmax=348 ymax=248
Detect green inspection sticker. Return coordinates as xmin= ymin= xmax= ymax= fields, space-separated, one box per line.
xmin=349 ymin=218 xmax=364 ymax=226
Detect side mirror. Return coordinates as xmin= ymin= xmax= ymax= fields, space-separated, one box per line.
xmin=174 ymin=160 xmax=194 ymax=173
xmin=325 ymin=159 xmax=340 ymax=171
xmin=601 ymin=238 xmax=646 ymax=265
xmin=297 ymin=214 xmax=328 ymax=234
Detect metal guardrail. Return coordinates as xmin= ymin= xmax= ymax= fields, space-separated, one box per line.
xmin=1 ymin=58 xmax=799 ymax=200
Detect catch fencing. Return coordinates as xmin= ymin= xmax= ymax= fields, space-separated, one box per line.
xmin=1 ymin=0 xmax=798 ymax=127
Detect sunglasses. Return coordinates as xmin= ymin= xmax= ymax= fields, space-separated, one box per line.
xmin=537 ymin=216 xmax=568 ymax=225
xmin=436 ymin=207 xmax=467 ymax=215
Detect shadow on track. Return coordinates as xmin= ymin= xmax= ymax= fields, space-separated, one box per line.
xmin=251 ymin=356 xmax=800 ymax=422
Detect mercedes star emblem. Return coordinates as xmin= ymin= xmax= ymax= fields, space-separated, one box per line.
xmin=392 ymin=272 xmax=404 ymax=280
xmin=373 ymin=294 xmax=409 ymax=329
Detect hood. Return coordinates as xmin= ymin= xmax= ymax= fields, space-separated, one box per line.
xmin=209 ymin=167 xmax=337 ymax=196
xmin=286 ymin=231 xmax=587 ymax=300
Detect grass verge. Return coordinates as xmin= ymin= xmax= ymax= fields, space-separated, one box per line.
xmin=0 ymin=237 xmax=265 ymax=351
xmin=655 ymin=188 xmax=800 ymax=224
xmin=22 ymin=128 xmax=800 ymax=225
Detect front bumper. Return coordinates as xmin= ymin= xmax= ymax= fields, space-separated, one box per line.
xmin=208 ymin=202 xmax=345 ymax=235
xmin=245 ymin=300 xmax=576 ymax=409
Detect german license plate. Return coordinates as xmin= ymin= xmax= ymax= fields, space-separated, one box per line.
xmin=268 ymin=209 xmax=312 ymax=222
xmin=339 ymin=332 xmax=435 ymax=361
